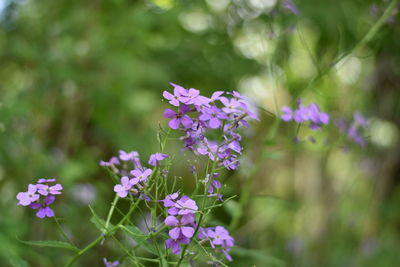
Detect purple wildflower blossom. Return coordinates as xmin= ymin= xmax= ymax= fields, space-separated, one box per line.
xmin=99 ymin=156 xmax=120 ymax=167
xmin=30 ymin=195 xmax=55 ymax=218
xmin=335 ymin=112 xmax=369 ymax=148
xmin=113 ymin=176 xmax=132 ymax=198
xmin=199 ymin=106 xmax=229 ymax=129
xmin=163 ymin=83 xmax=187 ymax=106
xmin=130 ymin=168 xmax=152 ymax=182
xmin=165 ymin=214 xmax=195 ymax=239
xmin=219 ymin=97 xmax=241 ymax=114
xmin=281 ymin=106 xmax=294 ymax=121
xmin=16 ymin=184 xmax=40 ymax=206
xmin=17 ymin=179 xmax=63 ymax=219
xmin=210 ymin=91 xmax=224 ymax=102
xmin=283 ymin=0 xmax=300 ymax=15
xmin=163 ymin=192 xmax=179 ymax=207
xmin=103 ymin=258 xmax=120 ymax=267
xmin=118 ymin=150 xmax=138 ymax=161
xmin=281 ymin=99 xmax=329 ymax=130
xmin=175 ymin=196 xmax=199 ymax=215
xmin=163 ymin=85 xmax=258 ymax=171
xmin=36 ymin=183 xmax=63 ymax=196
xmin=148 ymin=153 xmax=169 ymax=166
xmin=165 ymin=235 xmax=190 ymax=254
xmin=199 ymin=226 xmax=235 ymax=262
xmin=164 ymin=104 xmax=193 ymax=130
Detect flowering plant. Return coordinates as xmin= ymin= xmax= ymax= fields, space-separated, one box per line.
xmin=16 ymin=83 xmax=258 ymax=266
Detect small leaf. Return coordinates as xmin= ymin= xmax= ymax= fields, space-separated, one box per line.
xmin=89 ymin=205 xmax=113 ymax=232
xmin=120 ymin=225 xmax=158 ymax=256
xmin=8 ymin=256 xmax=28 ymax=267
xmin=18 ymin=240 xmax=79 ymax=252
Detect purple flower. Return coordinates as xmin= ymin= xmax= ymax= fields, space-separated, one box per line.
xmin=36 ymin=183 xmax=63 ymax=196
xmin=281 ymin=106 xmax=294 ymax=121
xmin=219 ymin=97 xmax=241 ymax=114
xmin=199 ymin=106 xmax=228 ymax=129
xmin=281 ymin=99 xmax=329 ymax=131
xmin=103 ymin=258 xmax=120 ymax=267
xmin=354 ymin=112 xmax=368 ymax=128
xmin=148 ymin=153 xmax=169 ymax=166
xmin=293 ymin=104 xmax=309 ymax=123
xmin=165 ymin=214 xmax=195 ymax=238
xmin=307 ymin=103 xmax=329 ymax=130
xmin=17 ymin=179 xmax=63 ymax=218
xmin=30 ymin=195 xmax=56 ymax=218
xmin=283 ymin=0 xmax=300 ymax=15
xmin=163 ymin=192 xmax=179 ymax=207
xmin=16 ymin=184 xmax=40 ymax=206
xmin=335 ymin=112 xmax=368 ymax=148
xmin=179 ymin=88 xmax=200 ymax=105
xmin=197 ymin=138 xmax=218 ymax=160
xmin=130 ymin=168 xmax=152 ymax=182
xmin=163 ymin=83 xmax=187 ymax=106
xmin=164 ymin=104 xmax=193 ymax=130
xmin=175 ymin=196 xmax=198 ymax=215
xmin=113 ymin=176 xmax=132 ymax=198
xmin=118 ymin=150 xmax=138 ymax=161
xmin=200 ymin=226 xmax=235 ymax=262
xmin=210 ymin=91 xmax=224 ymax=102
xmin=165 ymin=235 xmax=190 ymax=254
xmin=100 ymin=156 xmax=120 ymax=167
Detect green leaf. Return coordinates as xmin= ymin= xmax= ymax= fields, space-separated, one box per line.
xmin=89 ymin=205 xmax=114 ymax=232
xmin=8 ymin=256 xmax=29 ymax=267
xmin=120 ymin=225 xmax=158 ymax=256
xmin=231 ymin=247 xmax=285 ymax=266
xmin=18 ymin=240 xmax=79 ymax=252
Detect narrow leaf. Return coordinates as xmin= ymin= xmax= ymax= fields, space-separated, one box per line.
xmin=18 ymin=240 xmax=79 ymax=252
xmin=120 ymin=225 xmax=158 ymax=256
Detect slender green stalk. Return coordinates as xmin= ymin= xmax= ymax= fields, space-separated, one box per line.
xmin=176 ymin=140 xmax=222 ymax=267
xmin=65 ymin=199 xmax=141 ymax=267
xmin=102 ymin=194 xmax=119 ymax=243
xmin=53 ymin=216 xmax=74 ymax=245
xmin=65 ymin=235 xmax=103 ymax=267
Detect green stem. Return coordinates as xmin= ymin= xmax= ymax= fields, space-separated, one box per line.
xmin=176 ymin=141 xmax=222 ymax=267
xmin=65 ymin=199 xmax=141 ymax=267
xmin=53 ymin=216 xmax=74 ymax=245
xmin=102 ymin=194 xmax=119 ymax=243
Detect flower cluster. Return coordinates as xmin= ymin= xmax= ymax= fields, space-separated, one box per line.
xmin=16 ymin=178 xmax=63 ymax=218
xmin=281 ymin=99 xmax=330 ymax=130
xmin=100 ymin=150 xmax=169 ymax=199
xmin=163 ymin=192 xmax=198 ymax=254
xmin=163 ymin=83 xmax=258 ymax=170
xmin=205 ymin=172 xmax=222 ymax=201
xmin=336 ymin=112 xmax=369 ymax=147
xmin=199 ymin=226 xmax=235 ymax=261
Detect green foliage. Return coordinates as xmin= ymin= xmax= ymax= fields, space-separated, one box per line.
xmin=1 ymin=0 xmax=400 ymax=266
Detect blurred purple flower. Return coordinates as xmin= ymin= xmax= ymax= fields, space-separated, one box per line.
xmin=283 ymin=0 xmax=300 ymax=15
xmin=148 ymin=153 xmax=169 ymax=166
xmin=30 ymin=195 xmax=56 ymax=218
xmin=103 ymin=258 xmax=120 ymax=267
xmin=16 ymin=184 xmax=40 ymax=206
xmin=118 ymin=150 xmax=138 ymax=161
xmin=36 ymin=183 xmax=63 ymax=196
xmin=113 ymin=176 xmax=132 ymax=198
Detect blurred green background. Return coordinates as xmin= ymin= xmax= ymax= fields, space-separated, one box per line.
xmin=1 ymin=0 xmax=400 ymax=266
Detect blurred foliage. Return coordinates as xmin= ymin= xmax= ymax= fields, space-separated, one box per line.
xmin=1 ymin=0 xmax=400 ymax=266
